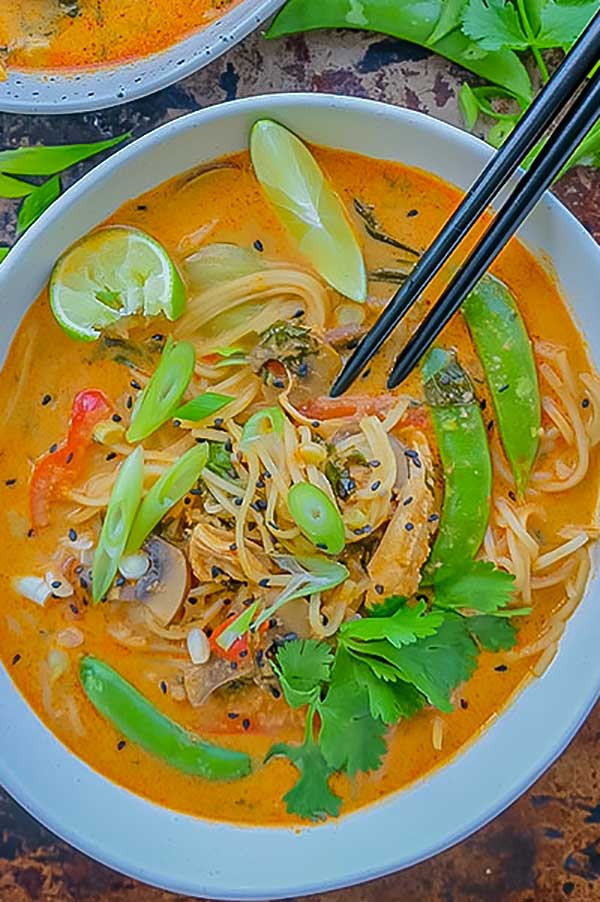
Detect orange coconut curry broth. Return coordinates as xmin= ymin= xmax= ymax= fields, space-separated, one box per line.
xmin=0 ymin=140 xmax=598 ymax=827
xmin=0 ymin=0 xmax=243 ymax=72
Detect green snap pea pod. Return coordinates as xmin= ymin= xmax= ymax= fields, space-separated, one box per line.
xmin=80 ymin=656 xmax=252 ymax=781
xmin=267 ymin=0 xmax=533 ymax=102
xmin=463 ymin=275 xmax=541 ymax=496
xmin=422 ymin=348 xmax=492 ymax=580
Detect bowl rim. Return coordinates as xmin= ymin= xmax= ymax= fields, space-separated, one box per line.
xmin=1 ymin=93 xmax=599 ymax=900
xmin=0 ymin=0 xmax=284 ymax=115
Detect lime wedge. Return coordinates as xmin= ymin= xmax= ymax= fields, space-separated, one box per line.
xmin=50 ymin=226 xmax=186 ymax=341
xmin=250 ymin=120 xmax=367 ymax=303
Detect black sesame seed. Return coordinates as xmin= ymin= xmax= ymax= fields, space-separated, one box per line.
xmin=255 ymin=479 xmax=265 ymax=489
xmin=190 ymin=488 xmax=202 ymax=496
xmin=582 ymin=398 xmax=591 ymax=409
xmin=428 ymin=513 xmax=440 ymax=523
xmin=403 ymin=496 xmax=414 ymax=506
xmin=254 ymin=239 xmax=264 ymax=252
xmin=115 ymin=576 xmax=126 ymax=587
xmin=152 ymin=333 xmax=164 ymax=342
xmin=292 ymin=308 xmax=304 ymax=318
xmin=508 ymin=490 xmax=517 ymax=502
xmin=271 ymin=686 xmax=281 ymax=699
xmin=283 ymin=632 xmax=298 ymax=642
xmin=130 ymin=380 xmax=142 ymax=390
xmin=51 ymin=580 xmax=61 ymax=589
xmin=65 ymin=452 xmax=74 ymax=464
xmin=272 ymin=377 xmax=285 ymax=390
xmin=404 ymin=449 xmax=421 ymax=467
xmin=346 ymin=337 xmax=360 ymax=350
xmin=5 ymin=478 xmax=16 ymax=486
xmin=225 ymin=439 xmax=233 ymax=453
xmin=361 ymin=368 xmax=371 ymax=379
xmin=184 ymin=496 xmax=191 ymax=505
xmin=268 ymin=618 xmax=278 ymax=629
xmin=79 ymin=577 xmax=88 ymax=590
xmin=211 ymin=565 xmax=224 ymax=579
xmin=27 ymin=528 xmax=35 ymax=538
xmin=407 ymin=208 xmax=418 ymax=218
xmin=106 ymin=451 xmax=117 ymax=461
xmin=188 ymin=597 xmax=198 ymax=605
xmin=228 ymin=711 xmax=239 ymax=720
xmin=495 ymin=664 xmax=508 ymax=672
xmin=375 ymin=584 xmax=384 ymax=595
xmin=126 ymin=395 xmax=133 ymax=409
xmin=460 ymin=698 xmax=469 ymax=710
xmin=69 ymin=603 xmax=79 ymax=615
xmin=11 ymin=653 xmax=21 ymax=665
xmin=248 ymin=522 xmax=257 ymax=532
xmin=242 ymin=718 xmax=250 ymax=731
xmin=222 ymin=598 xmax=232 ymax=607
xmin=112 ymin=414 xmax=122 ymax=423
xmin=68 ymin=528 xmax=77 ymax=541
xmin=239 ymin=649 xmax=248 ymax=658
xmin=49 ymin=444 xmax=58 ymax=454
xmin=297 ymin=362 xmax=309 ymax=378
xmin=405 ymin=522 xmax=415 ymax=532
xmin=368 ymin=459 xmax=381 ymax=468
xmin=371 ymin=480 xmax=381 ymax=491
xmin=498 ymin=384 xmax=510 ymax=393
xmin=230 ymin=661 xmax=238 ymax=671
xmin=214 ymin=417 xmax=224 ymax=428
xmin=159 ymin=680 xmax=168 ymax=694
xmin=137 ymin=204 xmax=148 ymax=211
xmin=259 ymin=578 xmax=270 ymax=588
xmin=316 ymin=542 xmax=327 ymax=550
xmin=173 ymin=419 xmax=181 ymax=428
xmin=229 ymin=543 xmax=237 ymax=552
xmin=480 ymin=399 xmax=487 ymax=411
xmin=487 ymin=420 xmax=495 ymax=432
xmin=205 ymin=627 xmax=213 ymax=637
xmin=255 ymin=499 xmax=267 ymax=511
xmin=234 ymin=496 xmax=243 ymax=506
xmin=117 ymin=740 xmax=127 ymax=751
xmin=41 ymin=393 xmax=52 ymax=406
xmin=256 ymin=649 xmax=264 ymax=666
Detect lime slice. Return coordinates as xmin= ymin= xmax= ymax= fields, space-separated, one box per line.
xmin=50 ymin=226 xmax=186 ymax=341
xmin=250 ymin=119 xmax=367 ymax=303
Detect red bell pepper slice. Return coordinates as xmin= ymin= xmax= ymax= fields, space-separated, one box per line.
xmin=30 ymin=389 xmax=113 ymax=529
xmin=209 ymin=614 xmax=251 ymax=664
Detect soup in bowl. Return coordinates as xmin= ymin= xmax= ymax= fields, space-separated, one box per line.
xmin=0 ymin=96 xmax=599 ymax=898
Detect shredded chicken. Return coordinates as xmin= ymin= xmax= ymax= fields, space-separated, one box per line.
xmin=366 ymin=429 xmax=436 ymax=605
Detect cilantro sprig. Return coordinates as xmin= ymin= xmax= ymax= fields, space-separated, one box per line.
xmin=267 ymin=561 xmax=526 ymax=821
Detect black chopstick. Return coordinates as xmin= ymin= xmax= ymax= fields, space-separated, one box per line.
xmin=330 ymin=11 xmax=600 ymax=397
xmin=387 ymin=66 xmax=600 ymax=388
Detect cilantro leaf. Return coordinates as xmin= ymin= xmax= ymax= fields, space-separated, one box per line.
xmin=466 ymin=614 xmax=518 ymax=651
xmin=462 ymin=0 xmax=530 ymax=50
xmin=272 ymin=639 xmax=334 ymax=708
xmin=536 ymin=0 xmax=598 ymax=49
xmin=206 ymin=441 xmax=237 ymax=480
xmin=341 ymin=600 xmax=444 ymax=648
xmin=433 ymin=560 xmax=516 ymax=613
xmin=351 ymin=655 xmax=426 ymax=724
xmin=344 ymin=617 xmax=478 ymax=713
xmin=266 ymin=736 xmax=341 ymax=821
xmin=319 ymin=648 xmax=387 ymax=776
xmin=368 ymin=595 xmax=408 ymax=618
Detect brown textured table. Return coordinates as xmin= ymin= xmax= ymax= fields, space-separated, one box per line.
xmin=1 ymin=23 xmax=600 ymax=902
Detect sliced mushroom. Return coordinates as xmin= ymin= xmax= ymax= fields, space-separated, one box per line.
xmin=184 ymin=655 xmax=254 ymax=708
xmin=134 ymin=537 xmax=189 ymax=627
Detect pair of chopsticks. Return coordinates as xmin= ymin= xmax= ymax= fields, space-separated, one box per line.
xmin=330 ymin=12 xmax=600 ymax=396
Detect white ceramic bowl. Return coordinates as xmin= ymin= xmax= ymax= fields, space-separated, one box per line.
xmin=0 ymin=0 xmax=283 ymax=114
xmin=1 ymin=95 xmax=599 ymax=900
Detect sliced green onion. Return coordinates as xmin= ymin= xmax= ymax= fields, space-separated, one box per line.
xmin=216 ymin=600 xmax=260 ymax=652
xmin=215 ymin=346 xmax=245 ymax=358
xmin=240 ymin=406 xmax=285 ymax=449
xmin=126 ymin=443 xmax=208 ymax=553
xmin=213 ymin=347 xmax=248 ymax=369
xmin=253 ymin=555 xmax=348 ymax=630
xmin=92 ymin=446 xmax=144 ymax=603
xmin=287 ymin=482 xmax=345 ymax=555
xmin=175 ymin=392 xmax=232 ymax=423
xmin=126 ymin=338 xmax=195 ymax=443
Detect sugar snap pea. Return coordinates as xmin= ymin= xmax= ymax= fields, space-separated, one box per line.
xmin=267 ymin=0 xmax=533 ymax=102
xmin=463 ymin=275 xmax=541 ymax=496
xmin=80 ymin=656 xmax=252 ymax=781
xmin=422 ymin=348 xmax=492 ymax=579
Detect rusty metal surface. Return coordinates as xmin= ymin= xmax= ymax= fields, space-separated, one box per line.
xmin=0 ymin=23 xmax=599 ymax=902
